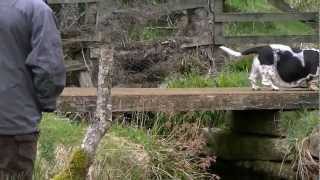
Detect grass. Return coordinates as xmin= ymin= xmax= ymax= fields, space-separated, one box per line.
xmin=35 ymin=114 xmax=215 ymax=180
xmin=38 ymin=113 xmax=86 ymax=162
xmin=285 ymin=0 xmax=320 ymax=11
xmin=279 ymin=110 xmax=320 ymax=179
xmin=166 ymin=73 xmax=215 ymax=88
xmin=280 ymin=110 xmax=320 ymax=145
xmin=225 ymin=0 xmax=280 ymax=12
xmin=166 ymin=55 xmax=251 ymax=89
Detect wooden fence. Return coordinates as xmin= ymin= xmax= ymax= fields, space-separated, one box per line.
xmin=212 ymin=0 xmax=319 ymax=45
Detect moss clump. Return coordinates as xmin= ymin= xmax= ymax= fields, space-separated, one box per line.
xmin=52 ymin=149 xmax=89 ymax=180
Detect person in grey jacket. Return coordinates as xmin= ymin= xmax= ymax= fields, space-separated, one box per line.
xmin=0 ymin=0 xmax=66 ymax=179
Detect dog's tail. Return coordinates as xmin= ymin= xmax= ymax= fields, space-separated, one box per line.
xmin=220 ymin=46 xmax=268 ymax=57
xmin=242 ymin=46 xmax=267 ymax=55
xmin=219 ymin=46 xmax=242 ymax=57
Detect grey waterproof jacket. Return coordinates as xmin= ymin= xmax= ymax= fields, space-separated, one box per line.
xmin=0 ymin=0 xmax=66 ymax=135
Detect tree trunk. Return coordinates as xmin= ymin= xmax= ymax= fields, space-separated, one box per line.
xmin=82 ymin=45 xmax=113 ymax=157
xmin=53 ymin=45 xmax=113 ymax=180
xmin=82 ymin=45 xmax=113 ymax=180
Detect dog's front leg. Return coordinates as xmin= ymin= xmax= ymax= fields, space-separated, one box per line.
xmin=261 ymin=77 xmax=280 ymax=91
xmin=260 ymin=65 xmax=280 ymax=91
xmin=307 ymin=79 xmax=319 ymax=91
xmin=270 ymin=83 xmax=280 ymax=91
xmin=249 ymin=57 xmax=261 ymax=90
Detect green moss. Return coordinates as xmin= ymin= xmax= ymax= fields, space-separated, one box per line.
xmin=52 ymin=149 xmax=89 ymax=180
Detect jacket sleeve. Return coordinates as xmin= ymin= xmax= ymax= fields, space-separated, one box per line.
xmin=25 ymin=3 xmax=66 ymax=112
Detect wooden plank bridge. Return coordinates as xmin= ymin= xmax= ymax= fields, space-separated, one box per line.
xmin=58 ymin=88 xmax=319 ymax=112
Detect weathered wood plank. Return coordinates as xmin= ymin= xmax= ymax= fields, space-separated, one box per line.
xmin=213 ymin=0 xmax=224 ymax=45
xmin=164 ymin=0 xmax=207 ymax=12
xmin=65 ymin=61 xmax=87 ymax=72
xmin=57 ymin=88 xmax=319 ymax=112
xmin=48 ymin=0 xmax=98 ymax=4
xmin=62 ymin=34 xmax=101 ymax=43
xmin=111 ymin=0 xmax=207 ymax=19
xmin=79 ymin=71 xmax=94 ymax=87
xmin=215 ymin=12 xmax=318 ymax=22
xmin=215 ymin=35 xmax=318 ymax=45
xmin=267 ymin=0 xmax=297 ymax=12
xmin=182 ymin=34 xmax=319 ymax=48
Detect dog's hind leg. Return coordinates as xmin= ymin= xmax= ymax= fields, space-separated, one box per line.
xmin=249 ymin=56 xmax=261 ymax=90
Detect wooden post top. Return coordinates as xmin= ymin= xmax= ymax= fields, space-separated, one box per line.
xmin=58 ymin=88 xmax=319 ymax=112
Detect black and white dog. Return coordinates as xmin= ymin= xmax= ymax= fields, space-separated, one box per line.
xmin=219 ymin=44 xmax=319 ymax=91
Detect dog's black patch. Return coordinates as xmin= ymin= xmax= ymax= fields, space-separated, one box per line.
xmin=242 ymin=46 xmax=274 ymax=65
xmin=292 ymin=47 xmax=302 ymax=53
xmin=303 ymin=50 xmax=319 ymax=75
xmin=276 ymin=50 xmax=319 ymax=83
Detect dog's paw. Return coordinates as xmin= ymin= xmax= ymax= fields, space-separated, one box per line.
xmin=252 ymin=87 xmax=261 ymax=91
xmin=308 ymin=84 xmax=319 ymax=91
xmin=271 ymin=86 xmax=280 ymax=91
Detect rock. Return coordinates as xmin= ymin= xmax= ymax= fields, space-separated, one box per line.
xmin=213 ymin=160 xmax=296 ymax=180
xmin=207 ymin=128 xmax=291 ymax=161
xmin=230 ymin=110 xmax=287 ymax=137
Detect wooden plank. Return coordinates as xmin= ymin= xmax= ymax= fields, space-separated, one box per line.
xmin=48 ymin=0 xmax=98 ymax=4
xmin=62 ymin=37 xmax=100 ymax=43
xmin=215 ymin=12 xmax=318 ymax=22
xmin=79 ymin=71 xmax=94 ymax=87
xmin=111 ymin=0 xmax=207 ymax=19
xmin=267 ymin=0 xmax=297 ymax=12
xmin=214 ymin=0 xmax=224 ymax=13
xmin=215 ymin=35 xmax=318 ymax=45
xmin=164 ymin=0 xmax=207 ymax=12
xmin=65 ymin=61 xmax=86 ymax=72
xmin=213 ymin=0 xmax=224 ymax=45
xmin=57 ymin=88 xmax=319 ymax=112
xmin=184 ymin=34 xmax=319 ymax=48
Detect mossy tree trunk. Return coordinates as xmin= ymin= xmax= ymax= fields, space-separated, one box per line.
xmin=82 ymin=45 xmax=114 ymax=176
xmin=53 ymin=45 xmax=114 ymax=180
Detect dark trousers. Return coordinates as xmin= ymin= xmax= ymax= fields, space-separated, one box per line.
xmin=0 ymin=133 xmax=38 ymax=180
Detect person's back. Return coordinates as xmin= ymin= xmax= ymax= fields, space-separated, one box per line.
xmin=0 ymin=0 xmax=65 ymax=179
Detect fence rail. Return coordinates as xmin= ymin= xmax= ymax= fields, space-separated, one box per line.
xmin=214 ymin=35 xmax=318 ymax=45
xmin=213 ymin=0 xmax=319 ymax=45
xmin=48 ymin=0 xmax=98 ymax=4
xmin=215 ymin=12 xmax=318 ymax=22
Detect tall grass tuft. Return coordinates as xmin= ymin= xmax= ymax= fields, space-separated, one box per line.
xmin=280 ymin=110 xmax=320 ymax=179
